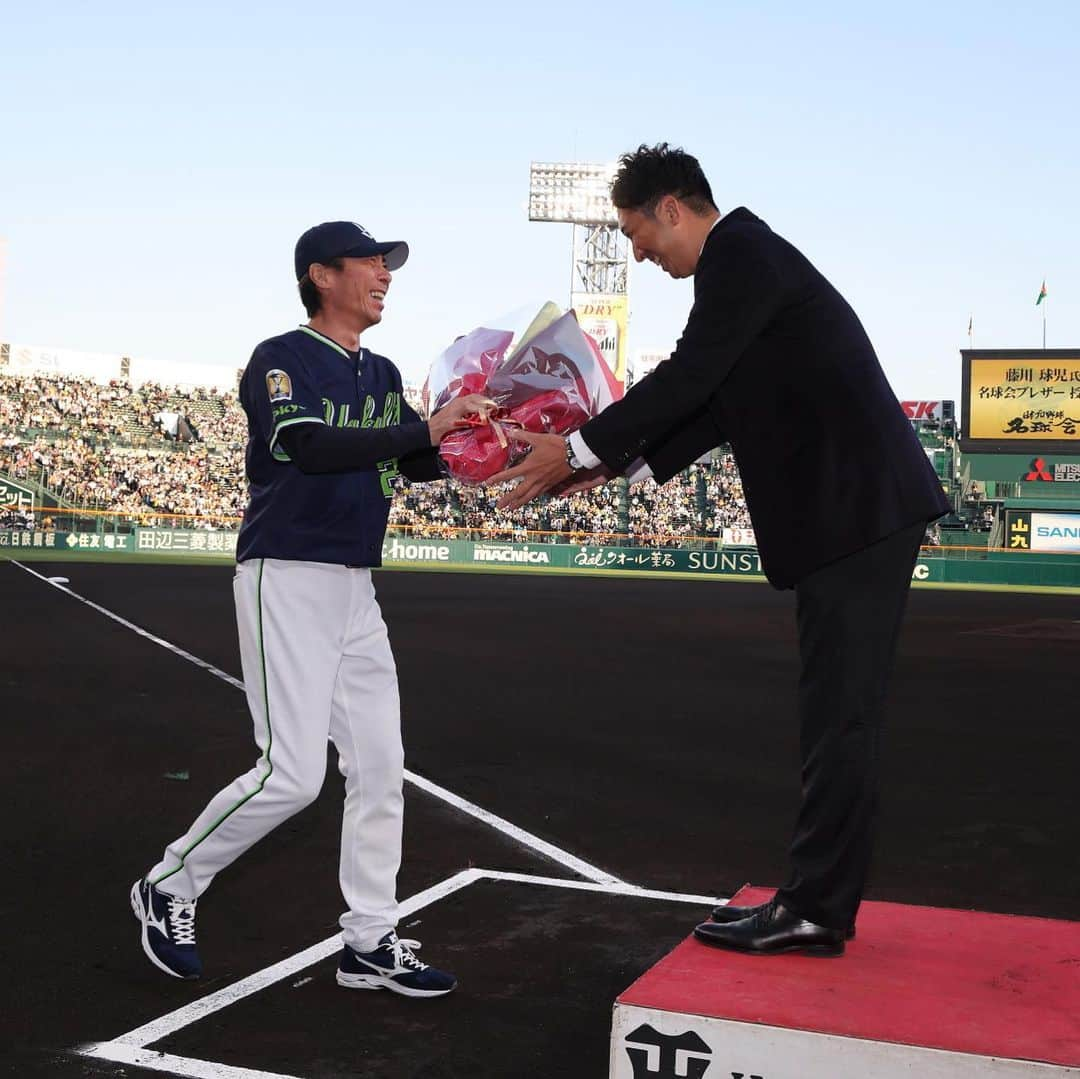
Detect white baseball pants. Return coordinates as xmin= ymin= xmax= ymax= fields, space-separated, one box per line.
xmin=147 ymin=559 xmax=404 ymax=952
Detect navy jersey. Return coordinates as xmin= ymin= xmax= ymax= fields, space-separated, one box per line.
xmin=236 ymin=325 xmax=428 ymax=566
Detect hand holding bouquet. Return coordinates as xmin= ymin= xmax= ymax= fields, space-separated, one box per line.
xmin=427 ymin=302 xmax=621 ymax=484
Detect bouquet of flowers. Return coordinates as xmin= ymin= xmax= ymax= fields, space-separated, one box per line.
xmin=427 ymin=302 xmax=621 ymax=484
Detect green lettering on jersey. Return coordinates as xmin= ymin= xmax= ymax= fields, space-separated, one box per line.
xmin=318 ymin=392 xmax=404 ymax=498
xmin=320 ymin=397 xmax=359 ymax=428
xmin=362 ymin=391 xmax=402 ymax=497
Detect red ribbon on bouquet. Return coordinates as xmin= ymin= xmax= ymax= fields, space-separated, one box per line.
xmin=440 ymin=387 xmax=592 ymax=484
xmin=429 ymin=308 xmax=621 ymax=484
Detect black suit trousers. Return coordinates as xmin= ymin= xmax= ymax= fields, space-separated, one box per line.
xmin=775 ymin=521 xmax=925 ymax=930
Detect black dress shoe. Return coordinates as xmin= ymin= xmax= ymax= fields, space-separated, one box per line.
xmin=710 ymin=900 xmax=856 ymax=940
xmin=694 ymin=900 xmax=846 ymax=956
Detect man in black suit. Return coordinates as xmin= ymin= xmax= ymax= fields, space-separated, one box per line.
xmin=494 ymin=143 xmax=949 ymax=957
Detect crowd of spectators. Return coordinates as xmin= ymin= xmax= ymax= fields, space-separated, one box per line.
xmin=0 ymin=373 xmax=246 ymax=450
xmin=1 ymin=372 xmax=754 ymax=542
xmin=387 ymin=455 xmax=752 ymax=545
xmin=0 ymin=435 xmax=246 ymax=525
xmin=0 ymin=506 xmax=37 ymax=531
xmin=0 ymin=373 xmax=129 ymax=439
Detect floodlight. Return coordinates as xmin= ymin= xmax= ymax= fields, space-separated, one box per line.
xmin=528 ymin=162 xmax=618 ymax=225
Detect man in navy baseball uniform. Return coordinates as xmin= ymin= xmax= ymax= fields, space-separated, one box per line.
xmin=131 ymin=221 xmax=490 ymax=996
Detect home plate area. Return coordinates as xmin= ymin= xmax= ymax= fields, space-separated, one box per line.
xmin=80 ymin=870 xmax=724 ymax=1079
xmin=610 ymin=886 xmax=1080 ymax=1079
xmin=81 ymin=873 xmax=1080 ymax=1079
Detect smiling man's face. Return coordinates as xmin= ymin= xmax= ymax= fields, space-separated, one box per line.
xmin=318 ymin=255 xmax=392 ymax=331
xmin=618 ymin=196 xmax=701 ymax=280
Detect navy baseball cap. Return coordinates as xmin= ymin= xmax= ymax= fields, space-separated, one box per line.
xmin=294 ymin=221 xmax=409 ymax=280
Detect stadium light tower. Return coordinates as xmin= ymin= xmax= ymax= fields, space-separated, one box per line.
xmin=528 ymin=161 xmax=629 ymax=384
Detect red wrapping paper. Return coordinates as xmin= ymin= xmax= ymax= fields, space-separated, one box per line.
xmin=427 ymin=307 xmax=620 ymax=484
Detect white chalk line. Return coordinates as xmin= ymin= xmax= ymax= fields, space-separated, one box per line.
xmin=81 ymin=1043 xmax=306 ymax=1079
xmin=12 ymin=562 xmax=726 ymax=1077
xmin=402 ymin=769 xmax=621 ymax=884
xmin=79 ymin=868 xmax=721 ymax=1078
xmin=80 ymin=870 xmax=481 ymax=1057
xmin=11 ymin=559 xmax=622 ymax=887
xmin=13 ymin=559 xmax=246 ymax=690
xmin=482 ymin=869 xmax=722 ymax=906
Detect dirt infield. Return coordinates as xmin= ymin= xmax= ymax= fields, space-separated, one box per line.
xmin=4 ymin=561 xmax=1077 ymax=1077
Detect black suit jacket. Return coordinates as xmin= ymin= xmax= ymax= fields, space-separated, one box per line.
xmin=581 ymin=208 xmax=949 ymax=588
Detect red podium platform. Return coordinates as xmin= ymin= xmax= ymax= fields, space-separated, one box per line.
xmin=610 ymin=886 xmax=1080 ymax=1078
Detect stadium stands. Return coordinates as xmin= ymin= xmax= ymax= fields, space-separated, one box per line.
xmin=0 ymin=371 xmax=761 ymax=542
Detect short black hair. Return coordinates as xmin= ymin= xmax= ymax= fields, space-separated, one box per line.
xmin=298 ymin=257 xmax=345 ymax=317
xmin=610 ymin=143 xmax=717 ymax=217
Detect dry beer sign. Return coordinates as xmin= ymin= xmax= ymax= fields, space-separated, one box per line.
xmin=0 ymin=477 xmax=35 ymax=514
xmin=573 ymin=292 xmax=628 ymax=384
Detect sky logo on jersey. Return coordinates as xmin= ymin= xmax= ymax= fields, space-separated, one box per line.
xmin=266 ymin=369 xmax=293 ymax=402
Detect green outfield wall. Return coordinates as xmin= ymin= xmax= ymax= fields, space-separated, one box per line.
xmin=4 ymin=527 xmax=1079 ymax=590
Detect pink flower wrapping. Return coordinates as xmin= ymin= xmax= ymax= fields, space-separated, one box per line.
xmin=427 ymin=306 xmax=622 ymax=484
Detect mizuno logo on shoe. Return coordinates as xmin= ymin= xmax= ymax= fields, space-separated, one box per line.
xmin=143 ymin=890 xmax=169 ymax=936
xmin=131 ymin=879 xmax=203 ymax=980
xmin=337 ymin=934 xmax=456 ymax=997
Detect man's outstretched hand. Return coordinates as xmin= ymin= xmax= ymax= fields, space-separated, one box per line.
xmin=549 ymin=464 xmax=616 ymax=498
xmin=491 ymin=430 xmax=574 ymax=510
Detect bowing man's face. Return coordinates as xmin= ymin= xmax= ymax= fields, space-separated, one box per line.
xmin=618 ymin=195 xmax=700 ymax=280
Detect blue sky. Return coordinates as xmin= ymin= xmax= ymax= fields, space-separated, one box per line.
xmin=2 ymin=1 xmax=1077 ymax=404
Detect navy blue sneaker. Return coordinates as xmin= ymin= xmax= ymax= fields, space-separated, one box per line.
xmin=130 ymin=878 xmax=202 ymax=980
xmin=336 ymin=931 xmax=456 ymax=997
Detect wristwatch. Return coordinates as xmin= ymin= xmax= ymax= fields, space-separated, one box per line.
xmin=564 ymin=436 xmax=583 ymax=472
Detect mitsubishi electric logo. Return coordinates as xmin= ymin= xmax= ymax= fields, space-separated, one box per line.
xmin=1023 ymin=457 xmax=1080 ymax=482
xmin=1025 ymin=457 xmax=1054 ymax=481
